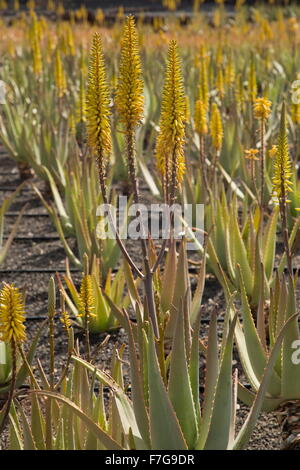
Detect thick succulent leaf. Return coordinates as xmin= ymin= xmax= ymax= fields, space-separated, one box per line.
xmin=146 ymin=325 xmax=188 ymax=450
xmin=237 ymin=267 xmax=281 ymax=397
xmin=72 ymin=355 xmax=145 ymax=449
xmin=189 ymin=313 xmax=201 ymax=426
xmin=197 ymin=312 xmax=219 ymax=449
xmin=168 ymin=301 xmax=198 ymax=448
xmin=161 ymin=239 xmax=177 ymax=313
xmin=0 ymin=320 xmax=47 ymax=394
xmin=232 ymin=210 xmax=253 ymax=296
xmin=202 ymin=315 xmax=237 ymax=450
xmin=30 ymin=390 xmax=123 ymax=450
xmin=281 ymin=276 xmax=300 ymax=399
xmin=263 ymin=207 xmax=279 ymax=280
xmin=237 ymin=383 xmax=283 ymax=412
xmin=234 ymin=313 xmax=300 ymax=449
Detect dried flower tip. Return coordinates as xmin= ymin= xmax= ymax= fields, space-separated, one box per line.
xmin=0 ymin=284 xmax=26 ymax=344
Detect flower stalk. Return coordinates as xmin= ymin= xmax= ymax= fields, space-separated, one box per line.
xmin=0 ymin=283 xmax=26 ymax=436
xmin=272 ymin=102 xmax=293 ymax=275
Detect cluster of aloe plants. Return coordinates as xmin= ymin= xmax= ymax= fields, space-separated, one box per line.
xmin=1 ymin=3 xmax=300 ymax=452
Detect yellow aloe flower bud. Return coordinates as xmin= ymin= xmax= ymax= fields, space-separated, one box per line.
xmin=253 ymin=97 xmax=272 ymax=121
xmin=96 ymin=8 xmax=105 ymax=25
xmin=65 ymin=24 xmax=75 ymax=57
xmin=47 ymin=0 xmax=55 ymax=11
xmin=225 ymin=50 xmax=235 ymax=86
xmin=272 ymin=102 xmax=293 ymax=204
xmin=210 ymin=103 xmax=223 ymax=151
xmin=79 ymin=275 xmax=96 ymax=320
xmin=0 ymin=284 xmax=26 ymax=344
xmin=198 ymin=55 xmax=209 ymax=111
xmin=156 ymin=40 xmax=186 ymax=186
xmin=216 ymin=44 xmax=223 ymax=66
xmin=86 ymin=32 xmax=112 ymax=159
xmin=29 ymin=12 xmax=42 ymax=77
xmin=57 ymin=2 xmax=65 ymax=18
xmin=291 ymin=102 xmax=300 ymax=125
xmin=115 ymin=15 xmax=144 ymax=130
xmin=27 ymin=0 xmax=35 ymax=11
xmin=194 ymin=99 xmax=208 ymax=136
xmin=54 ymin=48 xmax=67 ymax=98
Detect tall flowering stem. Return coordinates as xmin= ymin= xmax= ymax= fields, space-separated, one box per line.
xmin=272 ymin=102 xmax=293 ymax=275
xmin=86 ymin=32 xmax=112 ymax=204
xmin=79 ymin=275 xmax=96 ymax=362
xmin=253 ymin=97 xmax=272 ymax=228
xmin=209 ymin=102 xmax=223 ymax=186
xmin=86 ymin=31 xmax=143 ymax=280
xmin=116 ymin=15 xmax=144 ymax=204
xmin=116 ymin=16 xmax=159 ymax=337
xmin=156 ymin=40 xmax=186 ymax=205
xmin=0 ymin=283 xmax=26 ymax=435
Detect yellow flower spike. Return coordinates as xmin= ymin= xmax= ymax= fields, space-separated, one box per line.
xmin=0 ymin=283 xmax=26 ymax=344
xmin=86 ymin=32 xmax=112 ymax=159
xmin=29 ymin=12 xmax=42 ymax=77
xmin=216 ymin=66 xmax=225 ymax=98
xmin=194 ymin=99 xmax=208 ymax=136
xmin=155 ymin=40 xmax=186 ymax=189
xmin=244 ymin=148 xmax=259 ymax=161
xmin=57 ymin=2 xmax=65 ymax=17
xmin=216 ymin=44 xmax=223 ymax=66
xmin=291 ymin=102 xmax=300 ymax=125
xmin=210 ymin=103 xmax=223 ymax=151
xmin=225 ymin=50 xmax=235 ymax=87
xmin=61 ymin=310 xmax=72 ymax=329
xmin=65 ymin=24 xmax=75 ymax=57
xmin=253 ymin=97 xmax=272 ymax=121
xmin=54 ymin=48 xmax=67 ymax=99
xmin=198 ymin=55 xmax=209 ymax=111
xmin=47 ymin=0 xmax=55 ymax=11
xmin=79 ymin=275 xmax=96 ymax=320
xmin=272 ymin=102 xmax=293 ymax=205
xmin=115 ymin=15 xmax=144 ymax=130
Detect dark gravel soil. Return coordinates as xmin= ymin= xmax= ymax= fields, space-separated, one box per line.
xmin=0 ymin=148 xmax=283 ymax=450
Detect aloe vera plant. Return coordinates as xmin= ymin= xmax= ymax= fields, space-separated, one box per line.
xmin=57 ymin=255 xmax=131 ymax=334
xmin=6 ymin=260 xmax=295 ymax=450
